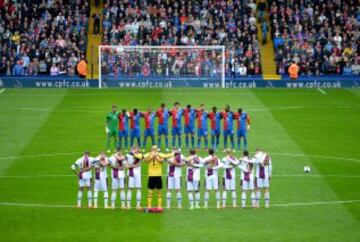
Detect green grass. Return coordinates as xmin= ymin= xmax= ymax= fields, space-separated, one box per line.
xmin=0 ymin=88 xmax=359 ymax=242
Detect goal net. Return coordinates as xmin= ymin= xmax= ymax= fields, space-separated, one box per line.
xmin=98 ymin=45 xmax=225 ymax=88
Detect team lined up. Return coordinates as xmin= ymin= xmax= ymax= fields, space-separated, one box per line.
xmin=71 ymin=146 xmax=272 ymax=210
xmin=106 ymin=103 xmax=251 ymax=152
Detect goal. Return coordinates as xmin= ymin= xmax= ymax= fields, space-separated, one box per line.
xmin=98 ymin=45 xmax=225 ymax=88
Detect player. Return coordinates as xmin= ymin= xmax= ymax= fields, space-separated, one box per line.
xmin=208 ymin=106 xmax=222 ymax=150
xmin=125 ymin=145 xmax=143 ymax=209
xmin=143 ymin=145 xmax=174 ymax=209
xmin=109 ymin=149 xmax=127 ymax=209
xmin=142 ymin=107 xmax=156 ymax=149
xmin=106 ymin=105 xmax=119 ymax=152
xmin=239 ymin=150 xmax=256 ymax=208
xmin=235 ymin=108 xmax=250 ymax=151
xmin=93 ymin=152 xmax=110 ymax=209
xmin=196 ymin=104 xmax=209 ymax=150
xmin=118 ymin=109 xmax=130 ymax=150
xmin=183 ymin=104 xmax=196 ymax=149
xmin=170 ymin=102 xmax=184 ymax=149
xmin=221 ymin=149 xmax=239 ymax=208
xmin=185 ymin=149 xmax=203 ymax=209
xmin=203 ymin=148 xmax=222 ymax=209
xmin=220 ymin=105 xmax=236 ymax=151
xmin=71 ymin=151 xmax=96 ymax=208
xmin=129 ymin=108 xmax=142 ymax=148
xmin=156 ymin=103 xmax=170 ymax=151
xmin=166 ymin=150 xmax=186 ymax=209
xmin=254 ymin=149 xmax=272 ymax=208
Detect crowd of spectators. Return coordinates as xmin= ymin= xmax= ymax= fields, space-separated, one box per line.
xmin=101 ymin=0 xmax=262 ymax=77
xmin=270 ymin=0 xmax=360 ymax=76
xmin=0 ymin=0 xmax=90 ymax=76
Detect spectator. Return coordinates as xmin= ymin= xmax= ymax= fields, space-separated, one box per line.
xmin=12 ymin=61 xmax=24 ymax=76
xmin=92 ymin=13 xmax=101 ymax=35
xmin=261 ymin=21 xmax=268 ymax=45
xmin=50 ymin=64 xmax=59 ymax=76
xmin=238 ymin=63 xmax=247 ymax=76
xmin=351 ymin=60 xmax=360 ymax=75
xmin=288 ymin=61 xmax=299 ymax=80
xmin=343 ymin=62 xmax=352 ymax=75
xmin=77 ymin=59 xmax=87 ymax=78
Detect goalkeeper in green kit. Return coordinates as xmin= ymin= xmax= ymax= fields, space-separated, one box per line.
xmin=106 ymin=105 xmax=119 ymax=152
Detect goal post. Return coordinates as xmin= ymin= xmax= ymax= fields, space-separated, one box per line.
xmin=98 ymin=45 xmax=226 ymax=88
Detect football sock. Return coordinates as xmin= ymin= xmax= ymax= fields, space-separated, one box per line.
xmin=77 ymin=191 xmax=83 ymax=207
xmin=87 ymin=190 xmax=93 ymax=207
xmin=104 ymin=191 xmax=109 ymax=207
xmin=222 ymin=191 xmax=227 ymax=207
xmin=188 ymin=193 xmax=194 ymax=208
xmin=216 ymin=191 xmax=221 ymax=208
xmin=120 ymin=190 xmax=125 ymax=207
xmin=204 ymin=191 xmax=209 ymax=207
xmin=157 ymin=191 xmax=163 ymax=208
xmin=147 ymin=190 xmax=153 ymax=208
xmin=251 ymin=191 xmax=255 ymax=207
xmin=111 ymin=191 xmax=117 ymax=208
xmin=127 ymin=190 xmax=132 ymax=208
xmin=93 ymin=191 xmax=98 ymax=207
xmin=241 ymin=191 xmax=246 ymax=207
xmin=176 ymin=191 xmax=182 ymax=207
xmin=195 ymin=192 xmax=200 ymax=207
xmin=136 ymin=189 xmax=141 ymax=207
xmin=232 ymin=191 xmax=237 ymax=207
xmin=265 ymin=192 xmax=270 ymax=207
xmin=166 ymin=191 xmax=172 ymax=208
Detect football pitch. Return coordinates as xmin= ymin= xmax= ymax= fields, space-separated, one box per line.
xmin=0 ymin=88 xmax=359 ymax=241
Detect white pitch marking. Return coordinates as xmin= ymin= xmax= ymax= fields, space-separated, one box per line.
xmin=317 ymin=88 xmax=326 ymax=95
xmin=0 ymin=199 xmax=359 ymax=209
xmin=0 ymin=88 xmax=5 ymax=94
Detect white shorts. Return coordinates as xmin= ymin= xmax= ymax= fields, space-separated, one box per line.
xmin=241 ymin=179 xmax=254 ymax=190
xmin=128 ymin=175 xmax=141 ymax=189
xmin=223 ymin=178 xmax=236 ymax=191
xmin=256 ymin=178 xmax=269 ymax=188
xmin=78 ymin=178 xmax=91 ymax=188
xmin=94 ymin=178 xmax=108 ymax=192
xmin=187 ymin=180 xmax=200 ymax=191
xmin=167 ymin=176 xmax=181 ymax=190
xmin=205 ymin=175 xmax=219 ymax=190
xmin=112 ymin=178 xmax=125 ymax=190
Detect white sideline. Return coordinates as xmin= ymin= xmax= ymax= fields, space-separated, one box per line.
xmin=0 ymin=199 xmax=359 ymax=209
xmin=0 ymin=88 xmax=5 ymax=94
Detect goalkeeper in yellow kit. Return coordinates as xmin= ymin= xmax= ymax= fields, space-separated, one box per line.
xmin=143 ymin=145 xmax=174 ymax=209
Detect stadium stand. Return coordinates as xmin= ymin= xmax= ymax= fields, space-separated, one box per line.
xmin=269 ymin=0 xmax=360 ymax=76
xmin=0 ymin=0 xmax=90 ymax=76
xmin=101 ymin=0 xmax=262 ymax=76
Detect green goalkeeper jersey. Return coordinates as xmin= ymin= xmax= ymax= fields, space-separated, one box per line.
xmin=106 ymin=111 xmax=119 ymax=131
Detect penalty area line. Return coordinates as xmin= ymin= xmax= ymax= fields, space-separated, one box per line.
xmin=317 ymin=88 xmax=326 ymax=95
xmin=0 ymin=200 xmax=359 ymax=209
xmin=0 ymin=88 xmax=5 ymax=94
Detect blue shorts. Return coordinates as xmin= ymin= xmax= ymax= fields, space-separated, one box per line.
xmin=158 ymin=124 xmax=168 ymax=136
xmin=172 ymin=127 xmax=182 ymax=136
xmin=237 ymin=129 xmax=247 ymax=138
xmin=130 ymin=128 xmax=141 ymax=138
xmin=184 ymin=125 xmax=195 ymax=134
xmin=118 ymin=130 xmax=128 ymax=138
xmin=211 ymin=129 xmax=221 ymax=136
xmin=144 ymin=128 xmax=155 ymax=137
xmin=197 ymin=128 xmax=208 ymax=137
xmin=223 ymin=129 xmax=234 ymax=136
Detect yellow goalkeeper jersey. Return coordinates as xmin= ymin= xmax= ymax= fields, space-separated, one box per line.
xmin=143 ymin=152 xmax=173 ymax=177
